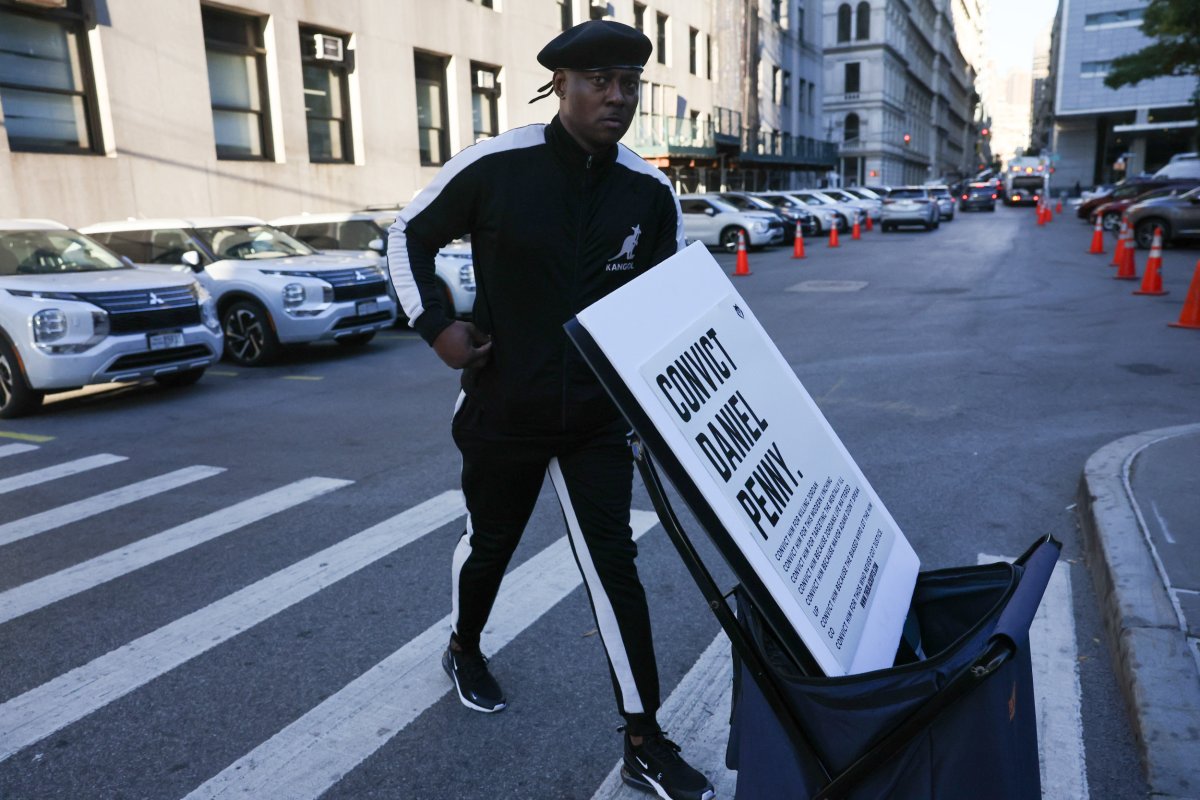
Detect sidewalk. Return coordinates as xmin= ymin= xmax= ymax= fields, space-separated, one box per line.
xmin=1078 ymin=423 xmax=1200 ymax=799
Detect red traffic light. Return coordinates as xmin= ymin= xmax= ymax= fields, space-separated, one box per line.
xmin=902 ymin=133 xmax=911 ymax=143
xmin=981 ymin=128 xmax=989 ymax=136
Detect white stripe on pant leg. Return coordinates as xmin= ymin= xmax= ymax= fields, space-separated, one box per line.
xmin=548 ymin=457 xmax=644 ymax=715
xmin=450 ymin=516 xmax=473 ymax=637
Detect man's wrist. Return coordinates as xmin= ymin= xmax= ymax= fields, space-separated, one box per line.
xmin=415 ymin=313 xmax=452 ymax=346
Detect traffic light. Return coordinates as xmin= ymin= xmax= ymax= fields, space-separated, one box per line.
xmin=902 ymin=133 xmax=911 ymax=145
xmin=981 ymin=127 xmax=989 ymax=136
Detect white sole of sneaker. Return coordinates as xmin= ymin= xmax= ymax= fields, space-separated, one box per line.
xmin=445 ymin=667 xmax=506 ymax=713
xmin=620 ymin=765 xmax=714 ymax=800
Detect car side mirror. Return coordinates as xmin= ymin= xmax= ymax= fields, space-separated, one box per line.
xmin=181 ymin=250 xmax=203 ymax=271
xmin=368 ymin=237 xmax=385 ymax=253
xmin=119 ymin=256 xmax=135 ymax=268
xmin=705 ymin=208 xmax=716 ymax=216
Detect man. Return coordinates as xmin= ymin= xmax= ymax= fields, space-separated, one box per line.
xmin=388 ymin=19 xmax=714 ymax=800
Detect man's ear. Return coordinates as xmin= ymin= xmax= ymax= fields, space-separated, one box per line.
xmin=552 ymin=69 xmax=568 ymax=99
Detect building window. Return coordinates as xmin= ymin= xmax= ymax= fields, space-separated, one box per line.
xmin=797 ymin=5 xmax=804 ymax=40
xmin=299 ymin=27 xmax=351 ymax=163
xmin=559 ymin=0 xmax=572 ymax=31
xmin=0 ymin=1 xmax=97 ymax=154
xmin=1080 ymin=60 xmax=1111 ymax=78
xmin=1084 ymin=9 xmax=1143 ymax=28
xmin=798 ymin=78 xmax=806 ymax=111
xmin=414 ymin=52 xmax=449 ymax=166
xmin=202 ymin=6 xmax=271 ymax=160
xmin=771 ymin=0 xmax=783 ymax=23
xmin=844 ymin=113 xmax=860 ymax=143
xmin=656 ymin=13 xmax=668 ymax=65
xmin=633 ymin=2 xmax=645 ymax=32
xmin=837 ymin=4 xmax=852 ymax=43
xmin=706 ymin=34 xmax=713 ymax=80
xmin=782 ymin=70 xmax=791 ymax=107
xmin=689 ymin=28 xmax=698 ymax=75
xmin=468 ymin=0 xmax=495 ymax=7
xmin=808 ymin=83 xmax=814 ymax=113
xmin=844 ymin=62 xmax=860 ymax=95
xmin=855 ymin=2 xmax=870 ymax=39
xmin=471 ymin=62 xmax=500 ymax=141
xmin=771 ymin=67 xmax=781 ymax=104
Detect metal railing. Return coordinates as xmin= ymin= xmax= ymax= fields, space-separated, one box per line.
xmin=742 ymin=129 xmax=838 ymax=165
xmin=629 ymin=113 xmax=715 ymax=155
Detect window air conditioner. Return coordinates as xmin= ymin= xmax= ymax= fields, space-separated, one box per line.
xmin=474 ymin=70 xmax=496 ymax=90
xmin=590 ymin=0 xmax=609 ymax=13
xmin=313 ymin=33 xmax=344 ymax=61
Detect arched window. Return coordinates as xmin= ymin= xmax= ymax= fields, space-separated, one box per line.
xmin=837 ymin=4 xmax=852 ymax=42
xmin=856 ymin=2 xmax=871 ymax=39
xmin=844 ymin=113 xmax=860 ymax=143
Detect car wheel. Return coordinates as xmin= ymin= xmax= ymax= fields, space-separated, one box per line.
xmin=881 ymin=223 xmax=891 ymax=232
xmin=337 ymin=332 xmax=376 ymax=347
xmin=1101 ymin=211 xmax=1121 ymax=232
xmin=0 ymin=338 xmax=44 ymax=419
xmin=154 ymin=367 xmax=206 ymax=388
xmin=1134 ymin=219 xmax=1169 ymax=249
xmin=721 ymin=227 xmax=747 ymax=253
xmin=221 ymin=299 xmax=280 ymax=367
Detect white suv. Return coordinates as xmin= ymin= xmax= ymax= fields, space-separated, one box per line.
xmin=678 ymin=194 xmax=785 ymax=251
xmin=82 ymin=217 xmax=396 ymax=366
xmin=0 ymin=220 xmax=222 ymax=418
xmin=270 ymin=211 xmax=476 ymax=321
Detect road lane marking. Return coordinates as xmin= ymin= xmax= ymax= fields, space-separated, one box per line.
xmin=981 ymin=553 xmax=1087 ymax=800
xmin=590 ymin=632 xmax=736 ymax=800
xmin=0 ymin=444 xmax=38 ymax=459
xmin=0 ymin=432 xmax=54 ymax=443
xmin=282 ymin=376 xmax=323 ymax=381
xmin=0 ymin=477 xmax=352 ymax=625
xmin=0 ymin=454 xmax=127 ymax=495
xmin=0 ymin=466 xmax=225 ymax=548
xmin=182 ymin=509 xmax=659 ymax=800
xmin=207 ymin=371 xmax=238 ymax=377
xmin=786 ymin=280 xmax=869 ymax=292
xmin=0 ymin=491 xmax=465 ymax=763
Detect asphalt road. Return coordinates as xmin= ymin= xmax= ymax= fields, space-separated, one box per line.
xmin=1 ymin=204 xmax=1197 ymax=799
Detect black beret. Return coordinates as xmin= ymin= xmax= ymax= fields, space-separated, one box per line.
xmin=537 ymin=20 xmax=652 ymax=72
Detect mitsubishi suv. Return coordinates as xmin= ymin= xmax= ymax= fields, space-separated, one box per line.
xmin=83 ymin=218 xmax=396 ymax=366
xmin=271 ymin=211 xmax=477 ymax=322
xmin=678 ymin=195 xmax=785 ymax=251
xmin=0 ymin=219 xmax=222 ymax=418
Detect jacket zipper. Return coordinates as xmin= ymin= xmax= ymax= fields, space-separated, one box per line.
xmin=563 ymin=153 xmax=593 ymax=430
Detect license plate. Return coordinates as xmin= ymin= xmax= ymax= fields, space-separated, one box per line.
xmin=356 ymin=300 xmax=378 ymax=316
xmin=148 ymin=331 xmax=185 ymax=351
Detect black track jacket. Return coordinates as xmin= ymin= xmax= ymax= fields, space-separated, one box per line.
xmin=389 ymin=115 xmax=685 ymax=436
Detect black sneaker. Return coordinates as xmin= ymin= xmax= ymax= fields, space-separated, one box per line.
xmin=442 ymin=646 xmax=506 ymax=713
xmin=621 ymin=730 xmax=715 ymax=800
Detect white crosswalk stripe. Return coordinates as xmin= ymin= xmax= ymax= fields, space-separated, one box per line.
xmin=0 ymin=466 xmax=224 ymax=548
xmin=0 ymin=443 xmax=39 ymax=459
xmin=0 ymin=477 xmax=352 ymax=625
xmin=183 ymin=510 xmax=659 ymax=800
xmin=0 ymin=453 xmax=127 ymax=495
xmin=0 ymin=490 xmax=464 ymax=763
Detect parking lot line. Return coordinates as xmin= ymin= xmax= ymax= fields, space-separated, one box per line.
xmin=0 ymin=454 xmax=127 ymax=496
xmin=0 ymin=443 xmax=39 ymax=458
xmin=0 ymin=431 xmax=54 ymax=443
xmin=282 ymin=375 xmax=324 ymax=381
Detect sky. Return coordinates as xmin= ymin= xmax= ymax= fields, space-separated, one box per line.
xmin=983 ymin=0 xmax=1061 ymax=159
xmin=987 ymin=0 xmax=1060 ymax=72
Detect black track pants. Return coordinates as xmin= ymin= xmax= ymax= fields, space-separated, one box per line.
xmin=450 ymin=398 xmax=661 ymax=735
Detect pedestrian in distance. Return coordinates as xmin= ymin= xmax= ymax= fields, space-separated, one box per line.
xmin=388 ymin=19 xmax=714 ymax=800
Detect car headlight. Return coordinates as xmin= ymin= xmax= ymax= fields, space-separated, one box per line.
xmin=32 ymin=309 xmax=67 ymax=343
xmin=283 ymin=283 xmax=305 ymax=308
xmin=261 ymin=269 xmax=315 ymax=278
xmin=751 ymin=221 xmax=769 ymax=233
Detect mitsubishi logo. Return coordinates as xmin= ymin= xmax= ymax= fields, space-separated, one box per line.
xmin=148 ymin=292 xmax=165 ymax=306
xmin=355 ymin=271 xmax=367 ymax=281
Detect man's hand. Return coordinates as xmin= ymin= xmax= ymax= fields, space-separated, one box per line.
xmin=432 ymin=320 xmax=492 ymax=370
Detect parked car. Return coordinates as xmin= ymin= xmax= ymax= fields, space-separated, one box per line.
xmin=881 ymin=187 xmax=940 ymax=231
xmin=271 ymin=211 xmax=477 ymax=322
xmin=755 ymin=192 xmax=845 ymax=234
xmin=717 ymin=192 xmax=809 ymax=241
xmin=1090 ymin=185 xmax=1197 ymax=231
xmin=927 ymin=186 xmax=956 ymax=220
xmin=0 ymin=219 xmax=222 ymax=418
xmin=83 ymin=217 xmax=396 ymax=366
xmin=1125 ymin=187 xmax=1200 ymax=249
xmin=958 ymin=183 xmax=998 ymax=212
xmin=1075 ymin=178 xmax=1196 ymax=221
xmin=1152 ymin=156 xmax=1200 ymax=180
xmin=796 ymin=189 xmax=866 ymax=226
xmin=820 ymin=188 xmax=882 ymax=221
xmin=678 ymin=195 xmax=785 ymax=251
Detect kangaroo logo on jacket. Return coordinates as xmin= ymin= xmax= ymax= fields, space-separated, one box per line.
xmin=606 ymin=224 xmax=641 ymax=272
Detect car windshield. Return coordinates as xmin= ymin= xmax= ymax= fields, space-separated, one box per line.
xmin=794 ymin=193 xmax=826 ymax=205
xmin=969 ymin=187 xmax=992 ymax=196
xmin=759 ymin=195 xmax=798 ymax=209
xmin=931 ymin=188 xmax=952 ymax=197
xmin=888 ymin=189 xmax=925 ymax=199
xmin=822 ymin=190 xmax=852 ymax=201
xmin=1182 ymin=187 xmax=1200 ymax=201
xmin=193 ymin=225 xmax=315 ymax=260
xmin=844 ymin=188 xmax=879 ymax=200
xmin=0 ymin=230 xmax=128 ymax=275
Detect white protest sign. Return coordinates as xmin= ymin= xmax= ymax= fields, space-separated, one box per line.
xmin=574 ymin=243 xmax=918 ymax=675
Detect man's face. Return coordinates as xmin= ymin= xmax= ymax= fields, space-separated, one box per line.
xmin=554 ymin=68 xmax=640 ymax=154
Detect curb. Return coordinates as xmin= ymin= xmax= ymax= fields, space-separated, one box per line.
xmin=1077 ymin=423 xmax=1200 ymax=799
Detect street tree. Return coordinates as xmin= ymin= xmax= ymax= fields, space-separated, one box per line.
xmin=1104 ymin=0 xmax=1200 ymax=148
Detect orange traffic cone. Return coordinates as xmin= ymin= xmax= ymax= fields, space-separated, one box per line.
xmin=733 ymin=229 xmax=751 ymax=276
xmin=792 ymin=228 xmax=806 ymax=260
xmin=865 ymin=215 xmax=874 ymax=232
xmin=1037 ymin=202 xmax=1046 ymax=226
xmin=1115 ymin=230 xmax=1138 ymax=280
xmin=1111 ymin=218 xmax=1128 ymax=267
xmin=1055 ymin=197 xmax=1063 ymax=214
xmin=1169 ymin=259 xmax=1200 ymax=329
xmin=851 ymin=217 xmax=861 ymax=240
xmin=829 ymin=224 xmax=840 ymax=248
xmin=1088 ymin=214 xmax=1105 ymax=255
xmin=1134 ymin=228 xmax=1167 ymax=295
